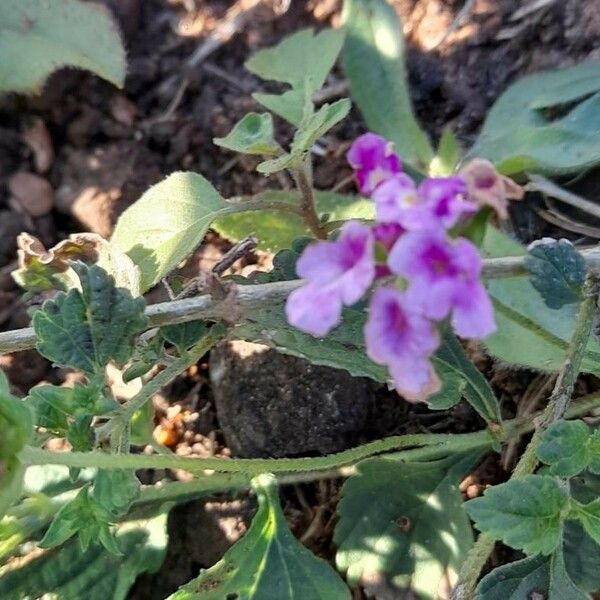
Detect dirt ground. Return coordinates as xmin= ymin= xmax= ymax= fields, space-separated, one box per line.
xmin=2 ymin=0 xmax=600 ymax=598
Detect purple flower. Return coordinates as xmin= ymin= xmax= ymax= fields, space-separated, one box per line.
xmin=285 ymin=221 xmax=375 ymax=336
xmin=347 ymin=133 xmax=402 ymax=195
xmin=418 ymin=176 xmax=477 ymax=229
xmin=388 ymin=230 xmax=496 ymax=339
xmin=365 ymin=286 xmax=441 ymax=401
xmin=371 ymin=174 xmax=426 ymax=229
xmin=372 ymin=222 xmax=404 ymax=278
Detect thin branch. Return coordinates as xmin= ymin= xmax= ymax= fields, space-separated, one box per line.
xmin=3 ymin=251 xmax=600 ymax=355
xmin=451 ymin=276 xmax=599 ymax=600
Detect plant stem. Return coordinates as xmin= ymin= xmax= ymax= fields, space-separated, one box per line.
xmin=451 ymin=277 xmax=599 ymax=600
xmin=96 ymin=326 xmax=226 ymax=443
xmin=293 ymin=161 xmax=327 ymax=239
xmin=21 ymin=431 xmax=495 ymax=476
xmin=4 ymin=251 xmax=600 ymax=355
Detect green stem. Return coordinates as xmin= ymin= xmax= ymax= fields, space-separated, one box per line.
xmin=96 ymin=326 xmax=225 ymax=443
xmin=452 ymin=278 xmax=598 ymax=600
xmin=21 ymin=431 xmax=493 ymax=476
xmin=293 ymin=161 xmax=327 ymax=239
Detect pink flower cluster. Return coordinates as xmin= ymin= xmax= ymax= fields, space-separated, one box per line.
xmin=285 ymin=133 xmax=496 ymax=402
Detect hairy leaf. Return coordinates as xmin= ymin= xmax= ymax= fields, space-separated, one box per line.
xmin=470 ymin=62 xmax=600 ymax=176
xmin=570 ymin=499 xmax=600 ymax=546
xmin=564 ymin=521 xmax=600 ymax=593
xmin=33 ymin=264 xmax=147 ymax=375
xmin=92 ymin=470 xmax=140 ymax=520
xmin=213 ymin=190 xmax=374 ymax=252
xmin=334 ymin=453 xmax=478 ymax=599
xmin=0 ymin=0 xmax=126 ymax=93
xmin=257 ymin=99 xmax=351 ymax=174
xmin=483 ymin=226 xmax=600 ymax=373
xmin=342 ymin=0 xmax=433 ymax=169
xmin=0 ymin=513 xmax=168 ymax=600
xmin=247 ymin=28 xmax=345 ymax=126
xmin=476 ymin=547 xmax=589 ymax=600
xmin=524 ymin=238 xmax=586 ymax=309
xmin=161 ymin=321 xmax=210 ymax=354
xmin=537 ymin=420 xmax=591 ymax=477
xmin=168 ymin=473 xmax=350 ymax=599
xmin=466 ymin=475 xmax=568 ymax=555
xmin=111 ymin=172 xmax=238 ymax=292
xmin=213 ymin=112 xmax=280 ymax=156
xmin=40 ymin=486 xmax=119 ymax=554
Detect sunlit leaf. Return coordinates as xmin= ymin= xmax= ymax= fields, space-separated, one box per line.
xmin=0 ymin=0 xmax=126 ymax=93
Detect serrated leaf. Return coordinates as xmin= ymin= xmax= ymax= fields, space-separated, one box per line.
xmin=111 ymin=172 xmax=240 ymax=292
xmin=483 ymin=226 xmax=600 ymax=373
xmin=257 ymin=99 xmax=351 ymax=175
xmin=466 ymin=475 xmax=568 ymax=555
xmin=40 ymin=485 xmax=121 ymax=555
xmin=92 ymin=470 xmax=140 ymax=520
xmin=0 ymin=513 xmax=168 ymax=600
xmin=470 ymin=62 xmax=600 ymax=176
xmin=214 ymin=112 xmax=280 ymax=156
xmin=564 ymin=521 xmax=600 ymax=593
xmin=334 ymin=453 xmax=478 ymax=599
xmin=0 ymin=0 xmax=126 ymax=93
xmin=524 ymin=238 xmax=586 ymax=309
xmin=570 ymin=499 xmax=600 ymax=546
xmin=342 ymin=0 xmax=433 ymax=169
xmin=247 ymin=28 xmax=344 ymax=126
xmin=168 ymin=473 xmax=350 ymax=600
xmin=476 ymin=546 xmax=589 ymax=600
xmin=33 ymin=264 xmax=147 ymax=375
xmin=537 ymin=420 xmax=591 ymax=477
xmin=161 ymin=321 xmax=210 ymax=355
xmin=213 ymin=190 xmax=374 ymax=252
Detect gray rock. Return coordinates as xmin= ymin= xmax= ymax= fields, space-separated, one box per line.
xmin=210 ymin=340 xmax=372 ymax=458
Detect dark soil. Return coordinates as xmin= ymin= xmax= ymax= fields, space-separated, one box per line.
xmin=2 ymin=0 xmax=600 ymax=598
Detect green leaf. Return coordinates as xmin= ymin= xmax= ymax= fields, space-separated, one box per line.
xmin=168 ymin=473 xmax=350 ymax=599
xmin=0 ymin=513 xmax=168 ymax=600
xmin=431 ymin=128 xmax=461 ymax=176
xmin=476 ymin=546 xmax=590 ymax=600
xmin=214 ymin=112 xmax=280 ymax=156
xmin=482 ymin=226 xmax=600 ymax=373
xmin=570 ymin=499 xmax=600 ymax=546
xmin=524 ymin=238 xmax=586 ymax=309
xmin=40 ymin=486 xmax=120 ymax=554
xmin=33 ymin=264 xmax=147 ymax=375
xmin=161 ymin=321 xmax=210 ymax=354
xmin=92 ymin=470 xmax=140 ymax=520
xmin=587 ymin=430 xmax=600 ymax=474
xmin=537 ymin=420 xmax=591 ymax=477
xmin=470 ymin=62 xmax=600 ymax=176
xmin=26 ymin=385 xmax=72 ymax=435
xmin=466 ymin=475 xmax=568 ymax=555
xmin=341 ymin=0 xmax=433 ymax=169
xmin=257 ymin=99 xmax=351 ymax=175
xmin=0 ymin=0 xmax=126 ymax=93
xmin=0 ymin=458 xmax=24 ymax=522
xmin=247 ymin=28 xmax=345 ymax=126
xmin=334 ymin=453 xmax=478 ymax=599
xmin=0 ymin=370 xmax=33 ymax=459
xmin=564 ymin=521 xmax=600 ymax=593
xmin=426 ymin=363 xmax=464 ymax=410
xmin=436 ymin=332 xmax=502 ymax=426
xmin=213 ymin=190 xmax=374 ymax=252
xmin=111 ymin=172 xmax=239 ymax=292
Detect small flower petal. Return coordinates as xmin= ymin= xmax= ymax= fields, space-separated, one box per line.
xmin=285 ymin=284 xmax=343 ymax=337
xmin=347 ymin=133 xmax=402 ymax=195
xmin=451 ymin=281 xmax=496 ymax=339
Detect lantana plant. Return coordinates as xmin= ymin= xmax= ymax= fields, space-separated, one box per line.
xmin=3 ymin=1 xmax=600 ymax=599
